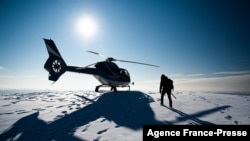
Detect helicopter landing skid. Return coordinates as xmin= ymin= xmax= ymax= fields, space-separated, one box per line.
xmin=95 ymin=84 xmax=130 ymax=92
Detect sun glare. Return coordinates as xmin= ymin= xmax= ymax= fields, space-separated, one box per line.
xmin=76 ymin=15 xmax=98 ymax=41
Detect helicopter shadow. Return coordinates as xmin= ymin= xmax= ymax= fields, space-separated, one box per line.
xmin=0 ymin=91 xmax=163 ymax=141
xmin=0 ymin=91 xmax=230 ymax=141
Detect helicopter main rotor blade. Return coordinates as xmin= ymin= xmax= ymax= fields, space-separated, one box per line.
xmin=87 ymin=50 xmax=159 ymax=67
xmin=87 ymin=51 xmax=107 ymax=59
xmin=116 ymin=59 xmax=160 ymax=67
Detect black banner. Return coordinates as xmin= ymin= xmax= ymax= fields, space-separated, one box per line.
xmin=143 ymin=125 xmax=250 ymax=140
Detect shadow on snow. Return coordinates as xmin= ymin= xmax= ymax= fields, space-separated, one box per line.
xmin=162 ymin=105 xmax=231 ymax=125
xmin=0 ymin=91 xmax=230 ymax=141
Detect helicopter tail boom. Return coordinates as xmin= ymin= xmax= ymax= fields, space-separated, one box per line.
xmin=43 ymin=38 xmax=67 ymax=82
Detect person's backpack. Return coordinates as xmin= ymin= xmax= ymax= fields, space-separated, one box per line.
xmin=168 ymin=78 xmax=174 ymax=90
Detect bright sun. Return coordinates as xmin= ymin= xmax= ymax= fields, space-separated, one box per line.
xmin=76 ymin=15 xmax=98 ymax=41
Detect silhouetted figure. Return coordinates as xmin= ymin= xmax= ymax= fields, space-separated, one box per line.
xmin=159 ymin=74 xmax=174 ymax=107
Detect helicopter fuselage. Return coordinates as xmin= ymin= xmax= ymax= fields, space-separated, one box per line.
xmin=66 ymin=61 xmax=131 ymax=87
xmin=94 ymin=62 xmax=130 ymax=86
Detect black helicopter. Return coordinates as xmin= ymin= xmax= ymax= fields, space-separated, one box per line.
xmin=43 ymin=38 xmax=159 ymax=92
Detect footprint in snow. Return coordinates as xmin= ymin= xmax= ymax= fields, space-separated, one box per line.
xmin=82 ymin=125 xmax=90 ymax=132
xmin=100 ymin=118 xmax=106 ymax=122
xmin=234 ymin=120 xmax=239 ymax=124
xmin=97 ymin=128 xmax=108 ymax=134
xmin=224 ymin=115 xmax=232 ymax=120
xmin=62 ymin=111 xmax=67 ymax=114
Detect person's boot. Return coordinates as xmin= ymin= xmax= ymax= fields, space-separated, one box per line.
xmin=160 ymin=101 xmax=164 ymax=105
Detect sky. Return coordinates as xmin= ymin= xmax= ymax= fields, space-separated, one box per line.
xmin=0 ymin=0 xmax=250 ymax=93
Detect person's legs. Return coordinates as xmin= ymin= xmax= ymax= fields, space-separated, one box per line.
xmin=167 ymin=91 xmax=172 ymax=107
xmin=161 ymin=91 xmax=165 ymax=105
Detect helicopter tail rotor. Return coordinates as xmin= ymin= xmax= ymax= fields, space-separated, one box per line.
xmin=43 ymin=38 xmax=67 ymax=82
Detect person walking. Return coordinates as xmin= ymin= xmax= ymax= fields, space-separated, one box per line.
xmin=159 ymin=74 xmax=174 ymax=107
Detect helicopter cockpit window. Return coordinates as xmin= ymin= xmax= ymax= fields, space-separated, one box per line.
xmin=119 ymin=69 xmax=129 ymax=77
xmin=95 ymin=62 xmax=120 ymax=75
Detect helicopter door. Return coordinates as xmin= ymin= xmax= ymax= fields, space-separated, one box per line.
xmin=95 ymin=62 xmax=120 ymax=77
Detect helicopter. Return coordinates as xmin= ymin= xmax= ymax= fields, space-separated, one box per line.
xmin=43 ymin=38 xmax=159 ymax=92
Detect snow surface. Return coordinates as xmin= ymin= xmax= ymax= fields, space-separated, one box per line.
xmin=0 ymin=90 xmax=249 ymax=140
